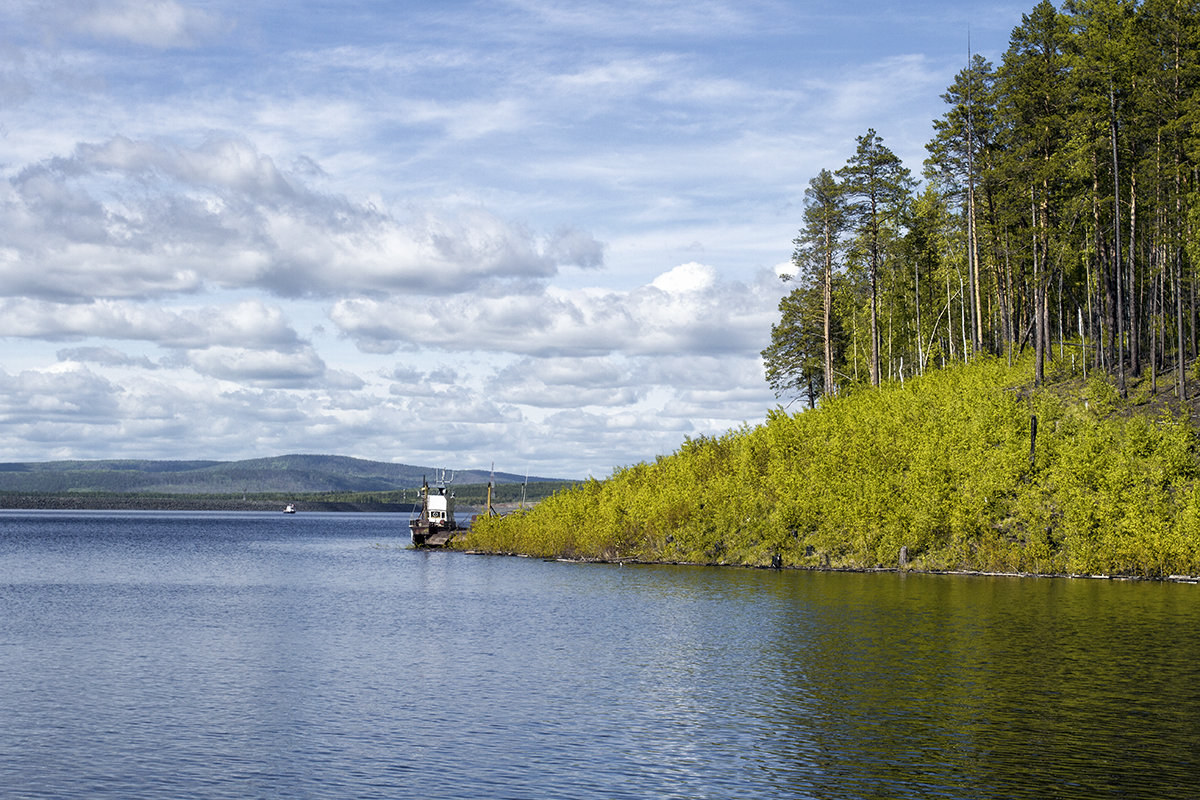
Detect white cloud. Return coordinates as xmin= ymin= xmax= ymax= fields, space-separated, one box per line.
xmin=401 ymin=97 xmax=533 ymax=142
xmin=330 ymin=263 xmax=778 ymax=359
xmin=187 ymin=345 xmax=327 ymax=387
xmin=2 ymin=136 xmax=605 ymax=302
xmin=488 ymin=357 xmax=643 ymax=408
xmin=650 ymin=261 xmax=715 ymax=293
xmin=554 ymin=58 xmax=667 ymax=93
xmin=497 ymin=0 xmax=757 ymax=38
xmin=0 ymin=0 xmax=1024 ymax=476
xmin=0 ymin=364 xmax=121 ymax=423
xmin=72 ymin=0 xmax=227 ymax=49
xmin=0 ymin=298 xmax=303 ymax=350
xmin=56 ymin=346 xmax=159 ymax=369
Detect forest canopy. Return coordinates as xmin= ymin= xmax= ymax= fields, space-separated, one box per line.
xmin=764 ymin=0 xmax=1200 ymax=408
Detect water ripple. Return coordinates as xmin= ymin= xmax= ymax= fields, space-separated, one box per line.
xmin=2 ymin=512 xmax=1198 ymax=798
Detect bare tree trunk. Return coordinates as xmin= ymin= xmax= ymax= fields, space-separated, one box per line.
xmin=823 ymin=221 xmax=835 ymax=397
xmin=987 ymin=190 xmax=1013 ymax=363
xmin=1086 ymin=257 xmax=1095 ymax=376
xmin=1058 ymin=267 xmax=1065 ymax=362
xmin=870 ymin=266 xmax=880 ymax=387
xmin=1177 ymin=249 xmax=1186 ymax=399
xmin=1191 ymin=271 xmax=1196 ymax=362
xmin=1130 ymin=167 xmax=1140 ymax=377
xmin=1033 ymin=187 xmax=1044 ymax=386
xmin=1004 ymin=233 xmax=1015 ymax=365
xmin=915 ymin=248 xmax=924 ymax=373
xmin=960 ymin=270 xmax=969 ymax=359
xmin=946 ymin=267 xmax=955 ymax=360
xmin=869 ymin=199 xmax=880 ymax=387
xmin=1150 ymin=262 xmax=1158 ymax=394
xmin=1111 ymin=90 xmax=1126 ymax=396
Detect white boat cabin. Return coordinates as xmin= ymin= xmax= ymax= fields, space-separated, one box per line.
xmin=425 ymin=484 xmax=455 ymax=527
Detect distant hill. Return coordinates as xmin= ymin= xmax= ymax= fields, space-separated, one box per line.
xmin=0 ymin=455 xmax=560 ymax=495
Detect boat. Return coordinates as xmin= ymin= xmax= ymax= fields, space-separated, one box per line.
xmin=283 ymin=503 xmax=296 ymax=514
xmin=409 ymin=474 xmax=459 ymax=547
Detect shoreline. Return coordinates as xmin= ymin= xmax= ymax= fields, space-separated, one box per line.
xmin=459 ymin=550 xmax=1200 ymax=584
xmin=0 ymin=495 xmax=416 ymax=513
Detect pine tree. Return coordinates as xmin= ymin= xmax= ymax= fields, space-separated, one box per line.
xmin=762 ymin=283 xmax=828 ymax=408
xmin=837 ymin=130 xmax=915 ymax=387
xmin=997 ymin=0 xmax=1074 ymax=386
xmin=927 ymin=54 xmax=1001 ymax=356
xmin=764 ymin=170 xmax=848 ymax=405
xmin=797 ymin=169 xmax=847 ymax=397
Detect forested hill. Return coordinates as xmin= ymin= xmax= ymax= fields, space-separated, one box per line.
xmin=0 ymin=455 xmax=554 ymax=495
xmin=465 ymin=358 xmax=1200 ymax=579
xmin=466 ymin=1 xmax=1200 ymax=578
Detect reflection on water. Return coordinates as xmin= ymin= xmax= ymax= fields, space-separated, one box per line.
xmin=755 ymin=573 xmax=1200 ymax=798
xmin=1 ymin=511 xmax=1197 ymax=799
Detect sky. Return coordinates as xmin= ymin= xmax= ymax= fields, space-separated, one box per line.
xmin=0 ymin=0 xmax=1031 ymax=479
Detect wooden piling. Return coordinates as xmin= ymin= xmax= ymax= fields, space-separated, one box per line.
xmin=1030 ymin=414 xmax=1038 ymax=471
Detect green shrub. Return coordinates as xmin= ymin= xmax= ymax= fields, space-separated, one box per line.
xmin=462 ymin=356 xmax=1200 ymax=577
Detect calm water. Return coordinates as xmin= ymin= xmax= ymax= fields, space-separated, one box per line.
xmin=1 ymin=511 xmax=1198 ymax=799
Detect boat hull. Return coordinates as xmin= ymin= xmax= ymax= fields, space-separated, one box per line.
xmin=410 ymin=521 xmax=458 ymax=547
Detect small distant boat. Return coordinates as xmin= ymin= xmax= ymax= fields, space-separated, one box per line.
xmin=409 ymin=473 xmax=459 ymax=547
xmin=283 ymin=504 xmax=296 ymax=514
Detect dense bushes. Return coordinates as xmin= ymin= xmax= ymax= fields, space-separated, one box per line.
xmin=464 ymin=357 xmax=1200 ymax=577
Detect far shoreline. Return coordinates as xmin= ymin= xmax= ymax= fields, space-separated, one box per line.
xmin=0 ymin=495 xmax=416 ymax=513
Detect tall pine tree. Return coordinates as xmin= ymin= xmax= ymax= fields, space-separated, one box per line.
xmin=838 ymin=130 xmax=914 ymax=386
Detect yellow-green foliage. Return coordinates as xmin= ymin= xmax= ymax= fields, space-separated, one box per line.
xmin=464 ymin=357 xmax=1200 ymax=577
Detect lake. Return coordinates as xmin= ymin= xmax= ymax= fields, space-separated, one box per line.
xmin=1 ymin=510 xmax=1197 ymax=799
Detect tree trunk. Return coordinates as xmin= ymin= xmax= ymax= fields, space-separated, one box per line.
xmin=1129 ymin=166 xmax=1140 ymax=377
xmin=1177 ymin=248 xmax=1186 ymax=399
xmin=870 ymin=261 xmax=879 ymax=387
xmin=1111 ymin=89 xmax=1125 ymax=396
xmin=1033 ymin=186 xmax=1044 ymax=386
xmin=823 ymin=221 xmax=835 ymax=397
xmin=915 ymin=250 xmax=924 ymax=373
xmin=869 ymin=196 xmax=880 ymax=387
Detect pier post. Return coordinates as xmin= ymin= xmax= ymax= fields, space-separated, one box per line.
xmin=1030 ymin=415 xmax=1038 ymax=471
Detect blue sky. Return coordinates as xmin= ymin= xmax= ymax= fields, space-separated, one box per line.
xmin=0 ymin=0 xmax=1029 ymax=478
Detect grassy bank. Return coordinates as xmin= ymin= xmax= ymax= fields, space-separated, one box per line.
xmin=463 ymin=357 xmax=1200 ymax=578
